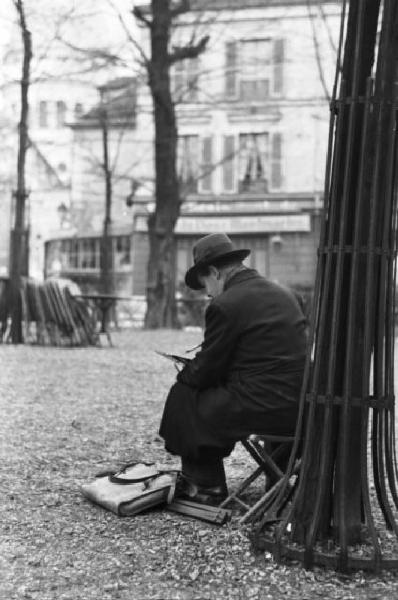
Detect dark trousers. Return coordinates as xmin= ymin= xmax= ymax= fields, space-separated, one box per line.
xmin=181 ymin=447 xmax=231 ymax=487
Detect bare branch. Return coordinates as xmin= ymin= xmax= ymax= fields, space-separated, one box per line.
xmin=318 ymin=2 xmax=338 ymax=55
xmin=55 ymin=37 xmax=124 ymax=66
xmin=306 ymin=0 xmax=331 ymax=101
xmin=110 ymin=120 xmax=133 ymax=173
xmin=106 ymin=0 xmax=149 ymax=66
xmin=28 ymin=136 xmax=67 ymax=188
xmin=170 ymin=0 xmax=190 ymax=19
xmin=132 ymin=5 xmax=153 ymax=29
xmin=168 ymin=35 xmax=209 ymax=64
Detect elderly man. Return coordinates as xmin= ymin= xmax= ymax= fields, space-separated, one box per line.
xmin=159 ymin=233 xmax=307 ymax=504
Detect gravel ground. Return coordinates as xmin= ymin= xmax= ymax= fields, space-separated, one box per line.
xmin=1 ymin=329 xmax=398 ymax=600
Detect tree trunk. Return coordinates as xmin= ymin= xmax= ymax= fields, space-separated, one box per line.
xmin=100 ymin=107 xmax=114 ymax=296
xmin=9 ymin=0 xmax=32 ymax=344
xmin=144 ymin=0 xmax=180 ymax=329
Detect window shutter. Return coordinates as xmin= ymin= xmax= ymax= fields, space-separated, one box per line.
xmin=176 ymin=136 xmax=183 ymax=179
xmin=56 ymin=101 xmax=67 ymax=127
xmin=223 ymin=135 xmax=236 ymax=192
xmin=187 ymin=57 xmax=199 ymax=101
xmin=39 ymin=101 xmax=48 ymax=128
xmin=172 ymin=61 xmax=184 ymax=100
xmin=201 ymin=136 xmax=213 ymax=192
xmin=225 ymin=41 xmax=237 ymax=98
xmin=273 ymin=38 xmax=284 ymax=95
xmin=271 ymin=133 xmax=282 ymax=189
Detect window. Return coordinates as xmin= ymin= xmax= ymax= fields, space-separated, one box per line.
xmin=177 ymin=135 xmax=200 ymax=194
xmin=80 ymin=239 xmax=98 ymax=269
xmin=56 ymin=101 xmax=67 ymax=127
xmin=74 ymin=103 xmax=83 ymax=119
xmin=171 ymin=58 xmax=199 ymax=102
xmin=45 ymin=240 xmax=63 ymax=275
xmin=240 ymin=39 xmax=272 ymax=101
xmin=52 ymin=236 xmax=131 ymax=272
xmin=222 ymin=132 xmax=283 ymax=193
xmin=113 ymin=236 xmax=131 ymax=270
xmin=225 ymin=38 xmax=284 ymax=100
xmin=60 ymin=238 xmax=100 ymax=271
xmin=39 ymin=101 xmax=48 ymax=128
xmin=67 ymin=239 xmax=78 ymax=269
xmin=238 ymin=133 xmax=269 ymax=193
xmin=225 ymin=41 xmax=238 ymax=97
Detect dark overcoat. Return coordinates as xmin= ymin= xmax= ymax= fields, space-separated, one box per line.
xmin=159 ymin=269 xmax=307 ymax=460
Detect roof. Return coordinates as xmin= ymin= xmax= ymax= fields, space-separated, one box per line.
xmin=72 ymin=78 xmax=136 ymax=130
xmin=189 ymin=0 xmax=338 ymax=7
xmin=98 ymin=77 xmax=136 ymax=93
xmin=139 ymin=0 xmax=339 ymax=12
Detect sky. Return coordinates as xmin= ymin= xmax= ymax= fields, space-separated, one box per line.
xmin=0 ymin=0 xmax=140 ymax=89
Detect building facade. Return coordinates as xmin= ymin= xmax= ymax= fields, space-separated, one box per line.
xmin=45 ymin=78 xmax=138 ymax=293
xmin=0 ymin=0 xmax=134 ymax=279
xmin=45 ymin=0 xmax=342 ymax=302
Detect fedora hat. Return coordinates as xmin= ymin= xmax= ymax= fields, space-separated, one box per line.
xmin=185 ymin=233 xmax=250 ymax=290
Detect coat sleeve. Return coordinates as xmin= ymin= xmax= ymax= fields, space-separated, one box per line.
xmin=176 ymin=302 xmax=237 ymax=390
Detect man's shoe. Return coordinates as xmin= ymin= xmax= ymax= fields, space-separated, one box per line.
xmin=175 ymin=473 xmax=228 ymax=506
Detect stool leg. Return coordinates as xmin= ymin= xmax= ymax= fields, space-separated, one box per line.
xmin=240 ymin=459 xmax=300 ymax=524
xmin=219 ymin=465 xmax=264 ymax=509
xmin=240 ymin=478 xmax=284 ymax=524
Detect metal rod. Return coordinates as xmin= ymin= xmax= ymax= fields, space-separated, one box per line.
xmin=332 ymin=0 xmax=368 ymax=561
xmin=271 ymin=87 xmax=345 ymax=553
xmin=377 ymin=409 xmax=398 ymax=533
xmin=360 ymin=407 xmax=382 ymax=570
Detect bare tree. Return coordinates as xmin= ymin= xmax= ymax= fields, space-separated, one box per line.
xmin=97 ymin=83 xmax=135 ymax=296
xmin=70 ymin=78 xmax=137 ymax=294
xmin=133 ymin=0 xmax=209 ymax=328
xmin=8 ymin=0 xmax=32 ymax=343
xmin=98 ymin=95 xmax=113 ymax=295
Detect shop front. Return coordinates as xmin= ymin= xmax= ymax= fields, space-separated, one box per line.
xmin=131 ymin=208 xmax=320 ymax=298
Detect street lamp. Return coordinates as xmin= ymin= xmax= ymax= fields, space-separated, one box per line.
xmin=125 ymin=179 xmax=141 ymax=208
xmin=270 ymin=234 xmax=283 ymax=250
xmin=57 ymin=202 xmax=69 ymax=227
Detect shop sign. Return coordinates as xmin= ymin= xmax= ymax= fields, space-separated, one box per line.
xmin=135 ymin=214 xmax=311 ymax=234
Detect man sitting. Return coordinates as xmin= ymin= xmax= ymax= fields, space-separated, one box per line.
xmin=159 ymin=233 xmax=307 ymax=504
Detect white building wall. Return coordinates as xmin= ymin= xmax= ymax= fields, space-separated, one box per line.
xmin=65 ymin=1 xmax=342 ymax=212
xmin=39 ymin=1 xmax=345 ymax=295
xmin=145 ymin=1 xmax=343 ymax=196
xmin=70 ymin=124 xmax=154 ymax=232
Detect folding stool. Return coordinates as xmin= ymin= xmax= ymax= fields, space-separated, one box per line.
xmin=219 ymin=433 xmax=300 ymax=524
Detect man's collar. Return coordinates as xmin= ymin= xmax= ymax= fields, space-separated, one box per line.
xmin=223 ymin=268 xmax=259 ymax=291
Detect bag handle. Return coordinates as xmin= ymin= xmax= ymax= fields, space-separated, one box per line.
xmin=109 ymin=462 xmax=158 ymax=485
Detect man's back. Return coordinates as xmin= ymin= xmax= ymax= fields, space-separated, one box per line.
xmin=216 ymin=269 xmax=307 ymax=381
xmin=189 ymin=268 xmax=308 ymax=437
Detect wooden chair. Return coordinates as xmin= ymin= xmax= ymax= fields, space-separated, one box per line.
xmin=219 ymin=433 xmax=301 ymax=524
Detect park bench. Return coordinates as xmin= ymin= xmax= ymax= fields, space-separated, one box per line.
xmin=74 ymin=293 xmax=135 ymax=346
